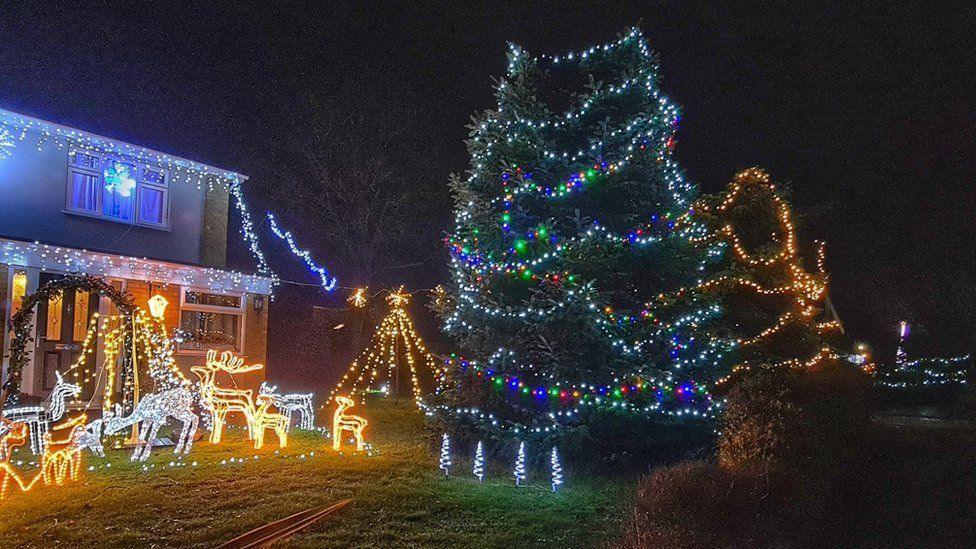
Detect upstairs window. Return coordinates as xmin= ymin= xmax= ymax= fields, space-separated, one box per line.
xmin=66 ymin=149 xmax=170 ymax=228
xmin=102 ymin=160 xmax=137 ymax=221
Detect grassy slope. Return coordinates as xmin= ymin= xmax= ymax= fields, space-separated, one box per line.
xmin=0 ymin=402 xmax=629 ymax=548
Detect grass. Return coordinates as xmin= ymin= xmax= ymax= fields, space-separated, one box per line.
xmin=0 ymin=401 xmax=630 ymax=548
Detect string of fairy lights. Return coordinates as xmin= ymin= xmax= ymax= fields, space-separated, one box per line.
xmin=328 ymin=288 xmax=444 ymax=409
xmin=878 ymin=354 xmax=971 ymax=388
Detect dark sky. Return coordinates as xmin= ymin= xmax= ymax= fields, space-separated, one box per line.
xmin=1 ymin=2 xmax=973 ymax=365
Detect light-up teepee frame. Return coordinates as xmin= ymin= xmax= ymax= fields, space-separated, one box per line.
xmin=330 ymin=287 xmax=442 ymax=408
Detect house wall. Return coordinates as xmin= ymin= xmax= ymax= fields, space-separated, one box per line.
xmin=0 ymin=263 xmax=7 ymax=381
xmin=0 ymin=127 xmax=229 ymax=267
xmin=124 ymin=280 xmax=268 ymax=393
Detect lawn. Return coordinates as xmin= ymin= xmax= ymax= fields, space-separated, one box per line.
xmin=0 ymin=401 xmax=630 ymax=548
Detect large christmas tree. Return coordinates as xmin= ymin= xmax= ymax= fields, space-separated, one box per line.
xmin=438 ymin=29 xmax=728 ymax=429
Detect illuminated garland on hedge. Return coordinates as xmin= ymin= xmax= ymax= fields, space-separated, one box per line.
xmin=878 ymin=354 xmax=971 ymax=388
xmin=688 ymin=168 xmax=837 ymax=350
xmin=267 ymin=213 xmax=337 ymax=292
xmin=0 ymin=127 xmax=14 ymax=161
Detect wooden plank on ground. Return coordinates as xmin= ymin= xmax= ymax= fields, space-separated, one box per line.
xmin=217 ymin=498 xmax=353 ymax=548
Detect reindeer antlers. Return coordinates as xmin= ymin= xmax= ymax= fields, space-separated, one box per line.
xmin=205 ymin=350 xmax=263 ymax=374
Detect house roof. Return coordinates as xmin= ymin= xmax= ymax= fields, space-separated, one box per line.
xmin=0 ymin=106 xmax=247 ymax=191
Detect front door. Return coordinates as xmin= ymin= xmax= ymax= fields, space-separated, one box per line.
xmin=34 ymin=274 xmax=99 ymax=400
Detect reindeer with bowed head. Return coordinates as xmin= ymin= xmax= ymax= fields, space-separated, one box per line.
xmin=191 ymin=350 xmax=263 ymax=444
xmin=103 ymin=386 xmax=198 ymax=461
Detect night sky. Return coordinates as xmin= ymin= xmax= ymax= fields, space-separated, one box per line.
xmin=1 ymin=2 xmax=973 ymax=368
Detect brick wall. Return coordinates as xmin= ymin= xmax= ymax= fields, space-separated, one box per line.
xmin=200 ymin=187 xmax=229 ymax=268
xmin=124 ymin=280 xmax=181 ymax=331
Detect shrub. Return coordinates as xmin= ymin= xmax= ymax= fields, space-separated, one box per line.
xmin=618 ymin=462 xmax=789 ymax=548
xmin=719 ymin=358 xmax=870 ymax=471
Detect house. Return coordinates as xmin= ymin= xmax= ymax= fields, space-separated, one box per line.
xmin=0 ymin=107 xmax=272 ymax=401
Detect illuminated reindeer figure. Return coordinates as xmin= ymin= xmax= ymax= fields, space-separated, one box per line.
xmin=252 ymin=384 xmax=288 ymax=450
xmin=71 ymin=419 xmax=105 ymax=457
xmin=0 ymin=418 xmax=28 ymax=461
xmin=332 ymin=396 xmax=367 ymax=452
xmin=2 ymin=372 xmax=81 ymax=454
xmin=38 ymin=430 xmax=83 ymax=487
xmin=268 ymin=388 xmax=315 ymax=431
xmin=191 ymin=350 xmax=262 ymax=444
xmin=103 ymin=387 xmax=198 ymax=461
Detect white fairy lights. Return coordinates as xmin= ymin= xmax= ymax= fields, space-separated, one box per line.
xmin=0 ymin=108 xmax=241 ymax=191
xmin=267 ymin=213 xmax=337 ymax=292
xmin=473 ymin=441 xmax=485 ymax=483
xmin=0 ymin=237 xmax=272 ymax=295
xmin=439 ymin=434 xmax=451 ymax=477
xmin=550 ymin=447 xmax=563 ymax=492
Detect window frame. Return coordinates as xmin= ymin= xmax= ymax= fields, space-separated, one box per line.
xmin=176 ymin=287 xmax=246 ymax=355
xmin=65 ymin=150 xmax=103 ymax=216
xmin=64 ymin=148 xmax=172 ymax=230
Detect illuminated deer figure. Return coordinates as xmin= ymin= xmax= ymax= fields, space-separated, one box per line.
xmin=103 ymin=387 xmax=198 ymax=461
xmin=332 ymin=396 xmax=367 ymax=452
xmin=269 ymin=389 xmax=315 ymax=431
xmin=39 ymin=431 xmax=82 ymax=486
xmin=0 ymin=418 xmax=28 ymax=461
xmin=191 ymin=350 xmax=262 ymax=444
xmin=2 ymin=372 xmax=81 ymax=454
xmin=252 ymin=384 xmax=288 ymax=450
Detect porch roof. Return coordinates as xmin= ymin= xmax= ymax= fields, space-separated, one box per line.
xmin=0 ymin=236 xmax=273 ymax=295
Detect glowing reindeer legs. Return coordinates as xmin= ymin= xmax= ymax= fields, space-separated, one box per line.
xmin=332 ymin=396 xmax=368 ymax=452
xmin=252 ymin=384 xmax=288 ymax=450
xmin=191 ymin=350 xmax=263 ymax=445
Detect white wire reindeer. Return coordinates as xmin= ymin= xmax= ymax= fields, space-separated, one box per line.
xmin=71 ymin=419 xmax=105 ymax=457
xmin=103 ymin=387 xmax=198 ymax=461
xmin=2 ymin=372 xmax=81 ymax=454
xmin=262 ymin=383 xmax=315 ymax=431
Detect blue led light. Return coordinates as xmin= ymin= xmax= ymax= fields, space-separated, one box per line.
xmin=266 ymin=213 xmax=337 ymax=292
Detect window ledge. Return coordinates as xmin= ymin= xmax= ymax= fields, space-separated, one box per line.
xmin=62 ymin=209 xmax=172 ymax=232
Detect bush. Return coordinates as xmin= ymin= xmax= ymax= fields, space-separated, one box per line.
xmin=719 ymin=358 xmax=870 ymax=471
xmin=618 ymin=462 xmax=789 ymax=548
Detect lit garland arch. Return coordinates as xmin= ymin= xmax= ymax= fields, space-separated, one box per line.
xmin=2 ymin=276 xmax=135 ymax=408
